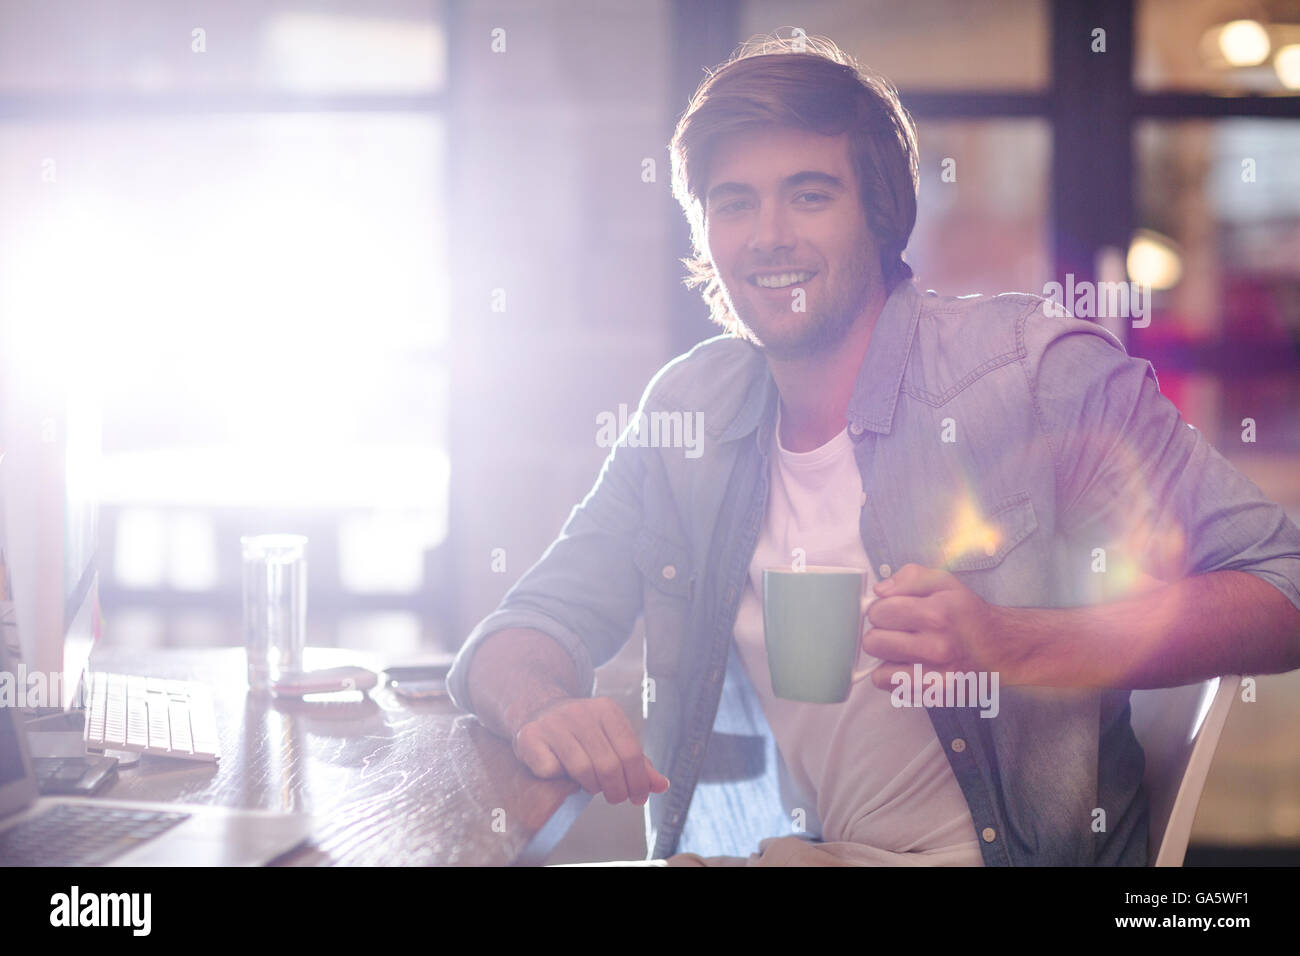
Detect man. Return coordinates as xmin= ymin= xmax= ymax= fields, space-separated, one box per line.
xmin=446 ymin=37 xmax=1300 ymax=866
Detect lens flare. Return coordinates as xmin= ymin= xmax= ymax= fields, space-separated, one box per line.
xmin=940 ymin=495 xmax=1002 ymax=569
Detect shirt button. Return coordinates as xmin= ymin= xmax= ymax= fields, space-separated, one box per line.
xmin=879 ymin=564 xmax=892 ymax=578
xmin=849 ymin=422 xmax=864 ymax=436
xmin=951 ymin=738 xmax=966 ymax=753
xmin=690 ymin=742 xmax=703 ymax=758
xmin=662 ymin=565 xmax=676 ymax=580
xmin=859 ymin=492 xmax=867 ymax=508
xmin=981 ymin=827 xmax=996 ymax=843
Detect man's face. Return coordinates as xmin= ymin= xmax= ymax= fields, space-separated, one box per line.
xmin=703 ymin=126 xmax=883 ymax=360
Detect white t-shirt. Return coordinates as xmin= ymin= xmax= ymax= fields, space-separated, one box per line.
xmin=731 ymin=404 xmax=984 ymax=865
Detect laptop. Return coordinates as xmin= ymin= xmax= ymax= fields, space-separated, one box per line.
xmin=0 ymin=644 xmax=313 ymax=866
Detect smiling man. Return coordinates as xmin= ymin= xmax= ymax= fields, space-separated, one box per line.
xmin=446 ymin=36 xmax=1300 ymax=866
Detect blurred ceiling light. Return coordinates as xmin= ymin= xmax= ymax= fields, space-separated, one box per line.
xmin=1275 ymin=44 xmax=1300 ymax=88
xmin=1201 ymin=19 xmax=1272 ymax=68
xmin=1127 ymin=230 xmax=1183 ymax=291
xmin=263 ymin=13 xmax=445 ymax=92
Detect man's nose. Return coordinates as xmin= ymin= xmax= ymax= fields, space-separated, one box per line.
xmin=747 ymin=200 xmax=795 ymax=255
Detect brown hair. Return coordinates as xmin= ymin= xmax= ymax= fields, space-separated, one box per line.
xmin=669 ymin=35 xmax=920 ymax=336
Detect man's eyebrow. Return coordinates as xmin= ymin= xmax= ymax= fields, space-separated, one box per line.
xmin=705 ymin=181 xmax=752 ymax=204
xmin=783 ymin=171 xmax=847 ymax=191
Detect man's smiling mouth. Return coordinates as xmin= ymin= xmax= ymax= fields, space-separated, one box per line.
xmin=748 ymin=270 xmax=817 ymax=289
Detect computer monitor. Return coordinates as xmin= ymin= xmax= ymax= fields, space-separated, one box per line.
xmin=0 ymin=321 xmax=102 ymax=713
xmin=0 ymin=638 xmax=40 ymax=812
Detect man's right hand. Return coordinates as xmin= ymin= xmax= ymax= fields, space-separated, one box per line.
xmin=512 ymin=696 xmax=670 ymax=806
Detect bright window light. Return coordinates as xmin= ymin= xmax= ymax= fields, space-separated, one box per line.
xmin=167 ymin=512 xmax=218 ymax=591
xmin=338 ymin=511 xmax=443 ymax=594
xmin=337 ymin=612 xmax=422 ymax=657
xmin=114 ymin=509 xmax=166 ymax=588
xmin=263 ymin=12 xmax=446 ymax=92
xmin=1 ymin=113 xmax=449 ymax=521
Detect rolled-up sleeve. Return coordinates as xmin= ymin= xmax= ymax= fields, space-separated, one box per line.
xmin=445 ymin=382 xmax=657 ymax=715
xmin=1024 ymin=309 xmax=1300 ymax=615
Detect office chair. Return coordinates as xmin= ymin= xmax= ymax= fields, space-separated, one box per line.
xmin=1128 ymin=676 xmax=1239 ymax=866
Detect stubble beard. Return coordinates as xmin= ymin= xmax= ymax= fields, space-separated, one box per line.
xmin=727 ymin=249 xmax=877 ymax=362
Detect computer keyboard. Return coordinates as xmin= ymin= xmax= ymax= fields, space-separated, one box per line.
xmin=84 ymin=672 xmax=220 ymax=762
xmin=0 ymin=804 xmax=190 ymax=866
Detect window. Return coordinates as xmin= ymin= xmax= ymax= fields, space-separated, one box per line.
xmin=1137 ymin=0 xmax=1300 ymax=94
xmin=910 ymin=120 xmax=1051 ymax=297
xmin=1134 ymin=119 xmax=1300 ymax=452
xmin=741 ymin=0 xmax=1049 ymax=90
xmin=0 ymin=1 xmax=452 ymax=650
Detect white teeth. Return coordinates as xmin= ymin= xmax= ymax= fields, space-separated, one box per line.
xmin=754 ymin=271 xmax=814 ymax=288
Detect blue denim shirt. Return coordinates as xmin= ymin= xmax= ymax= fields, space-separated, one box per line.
xmin=447 ymin=276 xmax=1300 ymax=865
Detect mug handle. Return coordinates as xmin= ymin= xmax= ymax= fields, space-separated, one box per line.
xmin=850 ymin=591 xmax=883 ymax=683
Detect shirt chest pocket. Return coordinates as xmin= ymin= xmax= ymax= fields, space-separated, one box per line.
xmin=632 ymin=526 xmax=694 ymax=676
xmin=935 ymin=491 xmax=1040 ymax=573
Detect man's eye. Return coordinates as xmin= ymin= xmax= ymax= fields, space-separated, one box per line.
xmin=714 ymin=199 xmax=751 ymax=215
xmin=795 ymin=192 xmax=830 ymax=204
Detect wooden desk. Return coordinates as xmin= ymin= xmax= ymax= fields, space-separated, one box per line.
xmin=87 ymin=645 xmax=590 ymax=865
